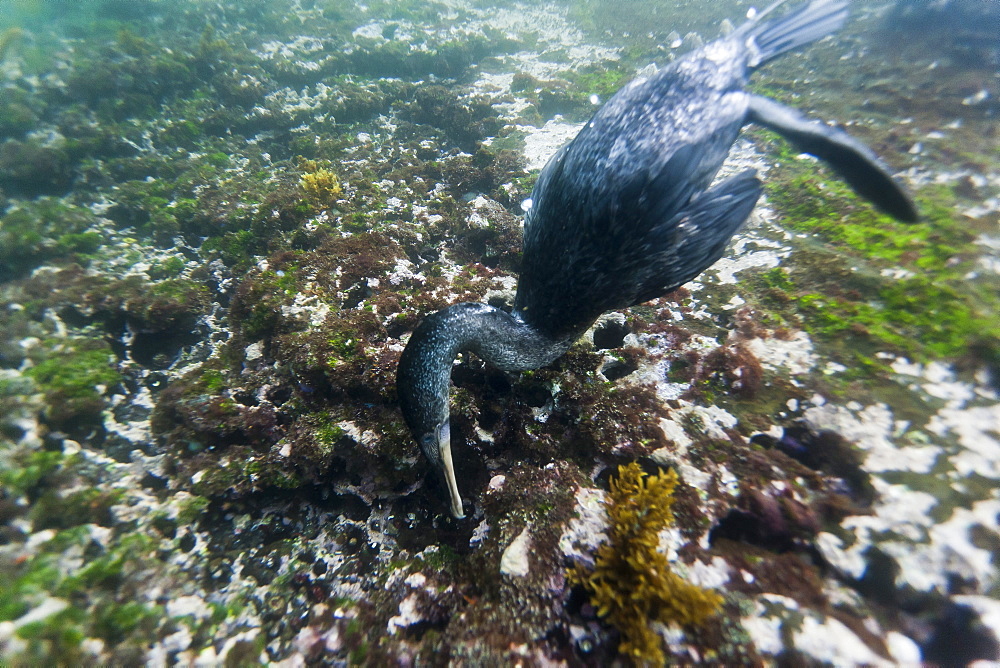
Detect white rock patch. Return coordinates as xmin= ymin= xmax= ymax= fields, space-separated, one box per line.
xmin=500 ymin=524 xmax=533 ymax=577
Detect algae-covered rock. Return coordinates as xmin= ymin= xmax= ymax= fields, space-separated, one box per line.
xmin=0 ymin=0 xmax=998 ymax=664
xmin=0 ymin=140 xmax=74 ymax=198
xmin=0 ymin=199 xmax=100 ymax=280
xmin=24 ymin=339 xmax=121 ymax=435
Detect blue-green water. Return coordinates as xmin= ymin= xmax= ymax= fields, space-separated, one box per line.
xmin=0 ymin=0 xmax=998 ymax=664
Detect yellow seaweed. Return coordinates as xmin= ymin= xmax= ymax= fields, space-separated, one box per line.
xmin=569 ymin=462 xmax=722 ymax=664
xmin=299 ymin=159 xmax=342 ymax=207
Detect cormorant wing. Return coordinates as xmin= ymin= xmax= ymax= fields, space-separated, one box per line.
xmin=631 ymin=169 xmax=762 ymax=305
xmin=630 ymin=142 xmax=704 ymax=228
xmin=747 ymin=94 xmax=918 ymax=222
xmin=517 ymin=137 xmax=721 ymax=338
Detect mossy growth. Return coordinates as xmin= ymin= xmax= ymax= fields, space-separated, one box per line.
xmin=748 ymin=134 xmax=1000 ymax=362
xmin=758 ymin=130 xmax=978 ymax=275
xmin=0 ymin=525 xmax=164 ymax=663
xmin=796 ymin=276 xmax=997 ymax=360
xmin=0 ymin=87 xmax=38 ymax=140
xmin=30 ymin=487 xmax=126 ymax=531
xmin=569 ymin=463 xmax=722 ymax=664
xmin=315 ymin=415 xmax=346 ymax=449
xmin=0 ymin=198 xmax=101 ymax=279
xmin=0 ymin=449 xmax=73 ymax=500
xmin=229 ymin=258 xmax=307 ymax=341
xmin=148 ymin=255 xmax=186 ymax=279
xmin=23 ymin=341 xmax=121 ymax=433
xmin=130 ymin=278 xmax=210 ymax=331
xmin=532 ymin=63 xmax=633 ymax=121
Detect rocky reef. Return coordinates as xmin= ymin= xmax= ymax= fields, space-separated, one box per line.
xmin=1 ymin=0 xmax=998 ymax=664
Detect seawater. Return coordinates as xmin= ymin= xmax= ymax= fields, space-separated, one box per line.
xmin=0 ymin=0 xmax=997 ymax=664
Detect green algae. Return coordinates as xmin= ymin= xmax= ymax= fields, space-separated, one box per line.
xmin=0 ymin=95 xmax=37 ymax=140
xmin=202 ymin=229 xmax=260 ymax=270
xmin=24 ymin=342 xmax=121 ymax=433
xmin=201 ymin=369 xmax=226 ymax=394
xmin=31 ymin=487 xmax=125 ymax=531
xmin=0 ymin=507 xmax=169 ymax=664
xmin=315 ymin=419 xmax=346 ymax=448
xmin=0 ymin=450 xmax=70 ymax=499
xmin=0 ymin=553 xmax=62 ymax=621
xmin=229 ymin=262 xmax=309 ymax=341
xmin=749 ymin=133 xmax=1000 ymax=363
xmin=570 ymin=65 xmax=632 ymax=97
xmin=176 ymin=494 xmax=210 ymax=524
xmin=0 ymin=199 xmax=101 ymax=279
xmin=744 ymin=255 xmax=997 ymax=364
xmin=797 ymin=276 xmax=995 ymax=360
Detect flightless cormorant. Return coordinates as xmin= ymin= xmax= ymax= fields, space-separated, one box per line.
xmin=397 ymin=0 xmax=918 ymax=518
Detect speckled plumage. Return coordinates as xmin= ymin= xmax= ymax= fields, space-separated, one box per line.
xmin=397 ymin=0 xmax=918 ymax=518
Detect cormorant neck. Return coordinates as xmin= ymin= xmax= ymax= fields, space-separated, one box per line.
xmin=396 ymin=302 xmax=576 ymax=518
xmin=400 ymin=302 xmax=577 ymax=390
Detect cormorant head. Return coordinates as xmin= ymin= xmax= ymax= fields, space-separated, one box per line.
xmin=396 ymin=310 xmax=467 ymax=519
xmin=413 ymin=419 xmax=465 ymax=519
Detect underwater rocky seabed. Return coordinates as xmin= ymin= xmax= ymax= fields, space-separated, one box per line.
xmin=0 ymin=0 xmax=998 ymax=664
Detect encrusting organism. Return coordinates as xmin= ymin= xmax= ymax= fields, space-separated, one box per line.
xmin=568 ymin=462 xmax=723 ymax=664
xmin=396 ymin=0 xmax=918 ymax=518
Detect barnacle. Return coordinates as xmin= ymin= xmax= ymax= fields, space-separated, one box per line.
xmin=569 ymin=462 xmax=722 ymax=664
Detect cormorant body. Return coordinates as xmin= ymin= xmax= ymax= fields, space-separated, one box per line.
xmin=397 ymin=0 xmax=918 ymax=518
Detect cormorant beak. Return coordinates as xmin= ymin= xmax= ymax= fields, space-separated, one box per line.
xmin=435 ymin=421 xmax=465 ymax=519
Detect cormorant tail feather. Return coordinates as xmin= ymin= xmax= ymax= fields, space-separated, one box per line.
xmin=745 ymin=0 xmax=849 ymax=68
xmin=741 ymin=0 xmax=794 ymax=29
